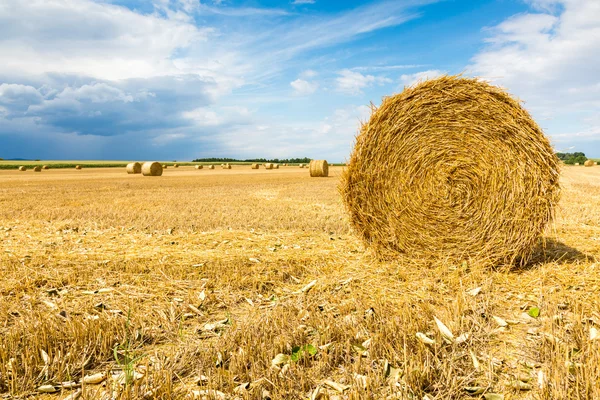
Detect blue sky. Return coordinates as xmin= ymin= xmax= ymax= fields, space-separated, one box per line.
xmin=0 ymin=0 xmax=599 ymax=161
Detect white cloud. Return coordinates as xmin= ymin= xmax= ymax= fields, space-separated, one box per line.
xmin=399 ymin=69 xmax=445 ymax=87
xmin=470 ymin=0 xmax=600 ymax=141
xmin=290 ymin=79 xmax=318 ymax=95
xmin=299 ymin=69 xmax=318 ymax=79
xmin=335 ymin=69 xmax=391 ymax=95
xmin=292 ymin=0 xmax=316 ymax=4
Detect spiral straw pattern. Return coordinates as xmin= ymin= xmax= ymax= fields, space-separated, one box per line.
xmin=341 ymin=75 xmax=560 ymax=266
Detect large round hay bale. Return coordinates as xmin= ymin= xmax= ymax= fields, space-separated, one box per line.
xmin=18 ymin=166 xmax=26 ymax=171
xmin=195 ymin=165 xmax=203 ymax=170
xmin=265 ymin=163 xmax=274 ymax=170
xmin=309 ymin=160 xmax=329 ymax=177
xmin=33 ymin=166 xmax=42 ymax=172
xmin=174 ymin=163 xmax=179 ymax=168
xmin=584 ymin=160 xmax=594 ymax=167
xmin=75 ymin=165 xmax=81 ymax=170
xmin=126 ymin=162 xmax=142 ymax=174
xmin=340 ymin=75 xmax=560 ymax=266
xmin=251 ymin=163 xmax=260 ymax=169
xmin=42 ymin=165 xmax=49 ymax=170
xmin=274 ymin=164 xmax=279 ymax=169
xmin=142 ymin=161 xmax=163 ymax=176
xmin=208 ymin=165 xmax=215 ymax=169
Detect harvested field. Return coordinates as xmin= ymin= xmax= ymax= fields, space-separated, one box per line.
xmin=0 ymin=166 xmax=598 ymax=399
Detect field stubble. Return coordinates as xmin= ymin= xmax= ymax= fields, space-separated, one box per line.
xmin=0 ymin=166 xmax=599 ymax=399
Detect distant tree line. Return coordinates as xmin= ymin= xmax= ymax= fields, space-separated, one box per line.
xmin=192 ymin=157 xmax=312 ymax=164
xmin=556 ymin=152 xmax=588 ymax=165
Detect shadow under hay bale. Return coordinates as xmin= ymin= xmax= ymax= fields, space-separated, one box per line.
xmin=340 ymin=75 xmax=560 ymax=267
xmin=516 ymin=238 xmax=592 ymax=271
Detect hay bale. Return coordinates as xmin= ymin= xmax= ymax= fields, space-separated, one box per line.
xmin=575 ymin=163 xmax=580 ymax=166
xmin=265 ymin=163 xmax=274 ymax=170
xmin=18 ymin=166 xmax=26 ymax=171
xmin=208 ymin=165 xmax=215 ymax=169
xmin=275 ymin=164 xmax=279 ymax=169
xmin=340 ymin=75 xmax=560 ymax=266
xmin=584 ymin=160 xmax=594 ymax=167
xmin=595 ymin=162 xmax=598 ymax=165
xmin=43 ymin=165 xmax=49 ymax=170
xmin=33 ymin=166 xmax=42 ymax=172
xmin=309 ymin=160 xmax=329 ymax=177
xmin=75 ymin=165 xmax=81 ymax=170
xmin=195 ymin=165 xmax=203 ymax=170
xmin=174 ymin=163 xmax=179 ymax=168
xmin=163 ymin=164 xmax=168 ymax=169
xmin=251 ymin=163 xmax=260 ymax=169
xmin=299 ymin=164 xmax=304 ymax=168
xmin=126 ymin=162 xmax=142 ymax=174
xmin=142 ymin=161 xmax=163 ymax=176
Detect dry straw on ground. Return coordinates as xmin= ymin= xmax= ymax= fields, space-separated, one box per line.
xmin=309 ymin=160 xmax=329 ymax=177
xmin=251 ymin=163 xmax=260 ymax=169
xmin=126 ymin=162 xmax=142 ymax=174
xmin=142 ymin=161 xmax=163 ymax=177
xmin=584 ymin=160 xmax=594 ymax=167
xmin=341 ymin=75 xmax=560 ymax=266
xmin=195 ymin=165 xmax=203 ymax=170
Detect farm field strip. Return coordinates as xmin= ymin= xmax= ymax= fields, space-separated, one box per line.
xmin=0 ymin=166 xmax=599 ymax=399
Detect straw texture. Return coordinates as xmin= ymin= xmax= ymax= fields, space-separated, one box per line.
xmin=584 ymin=160 xmax=594 ymax=167
xmin=340 ymin=75 xmax=560 ymax=266
xmin=309 ymin=160 xmax=329 ymax=177
xmin=142 ymin=162 xmax=163 ymax=176
xmin=126 ymin=162 xmax=142 ymax=174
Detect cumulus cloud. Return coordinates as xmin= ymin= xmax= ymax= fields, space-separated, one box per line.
xmin=399 ymin=70 xmax=445 ymax=87
xmin=335 ymin=69 xmax=391 ymax=95
xmin=292 ymin=0 xmax=316 ymax=4
xmin=470 ymin=0 xmax=600 ymax=142
xmin=290 ymin=79 xmax=318 ymax=95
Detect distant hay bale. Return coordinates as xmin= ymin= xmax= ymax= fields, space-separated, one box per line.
xmin=33 ymin=166 xmax=42 ymax=172
xmin=163 ymin=164 xmax=168 ymax=169
xmin=43 ymin=165 xmax=49 ymax=170
xmin=208 ymin=165 xmax=215 ymax=169
xmin=174 ymin=164 xmax=179 ymax=168
xmin=251 ymin=163 xmax=260 ymax=169
xmin=340 ymin=75 xmax=560 ymax=266
xmin=299 ymin=164 xmax=304 ymax=168
xmin=195 ymin=165 xmax=203 ymax=170
xmin=126 ymin=162 xmax=142 ymax=174
xmin=275 ymin=164 xmax=279 ymax=169
xmin=584 ymin=160 xmax=594 ymax=167
xmin=309 ymin=160 xmax=329 ymax=177
xmin=18 ymin=166 xmax=26 ymax=171
xmin=222 ymin=164 xmax=232 ymax=169
xmin=595 ymin=162 xmax=598 ymax=165
xmin=75 ymin=165 xmax=81 ymax=170
xmin=575 ymin=163 xmax=580 ymax=166
xmin=265 ymin=163 xmax=274 ymax=170
xmin=142 ymin=161 xmax=163 ymax=176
